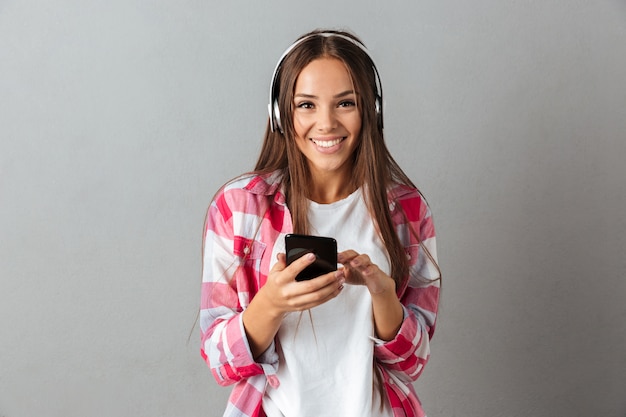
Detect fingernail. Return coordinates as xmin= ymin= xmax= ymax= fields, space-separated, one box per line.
xmin=306 ymin=253 xmax=316 ymax=261
xmin=335 ymin=269 xmax=344 ymax=279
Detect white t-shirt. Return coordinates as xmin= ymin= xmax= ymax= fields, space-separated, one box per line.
xmin=264 ymin=189 xmax=394 ymax=417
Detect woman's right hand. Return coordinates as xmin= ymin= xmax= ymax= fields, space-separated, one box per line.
xmin=260 ymin=252 xmax=345 ymax=317
xmin=242 ymin=252 xmax=345 ymax=358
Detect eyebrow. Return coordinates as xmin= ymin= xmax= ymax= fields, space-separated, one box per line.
xmin=294 ymin=90 xmax=356 ymax=99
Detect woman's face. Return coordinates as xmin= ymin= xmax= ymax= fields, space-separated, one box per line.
xmin=292 ymin=57 xmax=362 ymax=181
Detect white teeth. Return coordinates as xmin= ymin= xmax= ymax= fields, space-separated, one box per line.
xmin=311 ymin=137 xmax=344 ymax=148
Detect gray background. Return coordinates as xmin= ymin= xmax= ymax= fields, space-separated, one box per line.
xmin=1 ymin=1 xmax=625 ymax=416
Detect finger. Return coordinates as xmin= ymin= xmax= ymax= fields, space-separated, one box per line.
xmin=281 ymin=251 xmax=317 ymax=282
xmin=300 ymin=286 xmax=344 ymax=310
xmin=358 ymin=262 xmax=379 ymax=277
xmin=270 ymin=253 xmax=287 ymax=273
xmin=344 ymin=254 xmax=380 ymax=284
xmin=357 ymin=262 xmax=381 ymax=278
xmin=276 ymin=252 xmax=287 ymax=264
xmin=288 ymin=271 xmax=345 ymax=310
xmin=295 ymin=268 xmax=344 ymax=293
xmin=349 ymin=253 xmax=372 ymax=270
xmin=342 ymin=263 xmax=365 ymax=286
xmin=337 ymin=250 xmax=359 ymax=264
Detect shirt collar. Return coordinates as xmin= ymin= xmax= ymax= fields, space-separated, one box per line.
xmin=244 ymin=170 xmax=287 ymax=205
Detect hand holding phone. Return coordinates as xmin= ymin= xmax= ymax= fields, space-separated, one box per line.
xmin=285 ymin=234 xmax=337 ymax=281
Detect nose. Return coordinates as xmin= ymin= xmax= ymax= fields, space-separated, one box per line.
xmin=316 ymin=106 xmax=337 ymax=132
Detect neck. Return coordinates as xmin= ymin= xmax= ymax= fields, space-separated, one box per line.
xmin=308 ymin=172 xmax=355 ymax=204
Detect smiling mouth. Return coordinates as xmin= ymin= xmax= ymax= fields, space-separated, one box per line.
xmin=310 ymin=137 xmax=345 ymax=148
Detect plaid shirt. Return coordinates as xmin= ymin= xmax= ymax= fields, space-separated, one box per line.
xmin=201 ymin=171 xmax=440 ymax=417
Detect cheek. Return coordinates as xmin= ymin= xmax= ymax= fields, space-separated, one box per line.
xmin=293 ymin=124 xmax=308 ymax=142
xmin=293 ymin=132 xmax=310 ymax=153
xmin=293 ymin=115 xmax=311 ymax=138
xmin=350 ymin=115 xmax=363 ymax=136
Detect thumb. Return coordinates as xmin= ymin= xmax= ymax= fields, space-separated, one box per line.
xmin=271 ymin=253 xmax=288 ymax=272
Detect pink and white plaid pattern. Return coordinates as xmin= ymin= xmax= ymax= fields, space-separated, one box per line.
xmin=201 ymin=171 xmax=440 ymax=417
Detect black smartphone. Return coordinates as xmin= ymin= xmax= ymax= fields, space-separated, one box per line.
xmin=285 ymin=234 xmax=337 ymax=281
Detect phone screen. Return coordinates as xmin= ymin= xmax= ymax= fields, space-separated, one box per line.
xmin=285 ymin=234 xmax=337 ymax=281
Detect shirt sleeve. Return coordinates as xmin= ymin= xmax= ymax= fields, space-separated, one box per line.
xmin=373 ymin=192 xmax=440 ymax=383
xmin=199 ymin=190 xmax=278 ymax=386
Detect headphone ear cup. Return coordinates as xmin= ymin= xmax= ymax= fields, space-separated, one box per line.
xmin=273 ymin=100 xmax=283 ymax=133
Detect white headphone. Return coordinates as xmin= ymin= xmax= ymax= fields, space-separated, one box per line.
xmin=268 ymin=31 xmax=384 ymax=134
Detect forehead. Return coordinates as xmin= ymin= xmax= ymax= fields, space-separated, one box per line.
xmin=294 ymin=57 xmax=354 ymax=94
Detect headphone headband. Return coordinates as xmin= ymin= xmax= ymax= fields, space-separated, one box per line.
xmin=268 ymin=31 xmax=384 ymax=133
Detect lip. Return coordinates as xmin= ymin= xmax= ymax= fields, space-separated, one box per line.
xmin=309 ymin=136 xmax=346 ymax=151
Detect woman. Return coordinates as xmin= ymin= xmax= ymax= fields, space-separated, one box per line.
xmin=201 ymin=29 xmax=441 ymax=417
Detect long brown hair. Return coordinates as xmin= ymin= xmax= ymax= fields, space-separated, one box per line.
xmin=255 ymin=29 xmax=428 ymax=291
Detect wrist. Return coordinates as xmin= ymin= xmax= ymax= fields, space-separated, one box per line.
xmin=367 ymin=274 xmax=396 ymax=296
xmin=369 ymin=277 xmax=403 ymax=340
xmin=255 ymin=285 xmax=287 ymax=320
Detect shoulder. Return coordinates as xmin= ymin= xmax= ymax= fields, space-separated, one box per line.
xmin=388 ymin=183 xmax=430 ymax=214
xmin=220 ymin=170 xmax=284 ymax=195
xmin=215 ymin=170 xmax=285 ymax=202
xmin=210 ymin=170 xmax=285 ymax=217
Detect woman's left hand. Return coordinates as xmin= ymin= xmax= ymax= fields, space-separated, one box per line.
xmin=338 ymin=250 xmax=404 ymax=340
xmin=338 ymin=250 xmax=396 ymax=295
